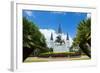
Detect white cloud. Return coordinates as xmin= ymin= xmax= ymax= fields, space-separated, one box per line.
xmin=25 ymin=10 xmax=33 ymax=16
xmin=39 ymin=29 xmax=73 ymax=46
xmin=50 ymin=11 xmax=66 ymax=15
xmin=87 ymin=13 xmax=91 ymax=19
xmin=39 ymin=29 xmax=56 ymax=41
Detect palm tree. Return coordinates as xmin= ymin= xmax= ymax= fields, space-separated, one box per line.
xmin=72 ymin=18 xmax=91 ymax=58
xmin=23 ymin=17 xmax=49 ymax=61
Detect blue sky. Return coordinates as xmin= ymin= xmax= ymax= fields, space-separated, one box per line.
xmin=23 ymin=10 xmax=89 ymax=38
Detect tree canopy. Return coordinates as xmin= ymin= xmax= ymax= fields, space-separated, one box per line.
xmin=23 ymin=17 xmax=49 ymax=61
xmin=23 ymin=17 xmax=47 ymax=48
xmin=72 ymin=18 xmax=91 ymax=58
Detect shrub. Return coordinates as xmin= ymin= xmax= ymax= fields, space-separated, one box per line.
xmin=38 ymin=52 xmax=81 ymax=58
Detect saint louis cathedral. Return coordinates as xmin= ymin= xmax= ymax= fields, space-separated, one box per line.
xmin=46 ymin=24 xmax=71 ymax=52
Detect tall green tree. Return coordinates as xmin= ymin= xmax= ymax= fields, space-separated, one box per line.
xmin=23 ymin=17 xmax=48 ymax=61
xmin=23 ymin=17 xmax=47 ymax=48
xmin=72 ymin=18 xmax=91 ymax=58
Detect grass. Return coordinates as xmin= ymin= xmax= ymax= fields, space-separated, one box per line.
xmin=40 ymin=52 xmax=76 ymax=55
xmin=38 ymin=51 xmax=81 ymax=57
xmin=39 ymin=52 xmax=78 ymax=56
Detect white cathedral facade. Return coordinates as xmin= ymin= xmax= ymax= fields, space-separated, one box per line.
xmin=46 ymin=24 xmax=71 ymax=52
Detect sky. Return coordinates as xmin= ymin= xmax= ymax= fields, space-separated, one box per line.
xmin=23 ymin=10 xmax=90 ymax=38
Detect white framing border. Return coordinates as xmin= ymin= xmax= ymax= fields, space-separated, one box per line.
xmin=11 ymin=1 xmax=97 ymax=72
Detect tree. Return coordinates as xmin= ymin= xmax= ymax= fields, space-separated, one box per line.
xmin=23 ymin=17 xmax=49 ymax=61
xmin=72 ymin=18 xmax=91 ymax=58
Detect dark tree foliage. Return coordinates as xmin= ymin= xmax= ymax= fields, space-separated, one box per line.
xmin=72 ymin=18 xmax=91 ymax=58
xmin=23 ymin=17 xmax=49 ymax=61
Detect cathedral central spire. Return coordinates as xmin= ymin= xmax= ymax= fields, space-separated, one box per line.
xmin=58 ymin=24 xmax=62 ymax=34
xmin=50 ymin=33 xmax=53 ymax=40
xmin=66 ymin=33 xmax=69 ymax=40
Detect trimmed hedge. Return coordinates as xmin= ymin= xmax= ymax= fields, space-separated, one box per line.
xmin=38 ymin=52 xmax=81 ymax=58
